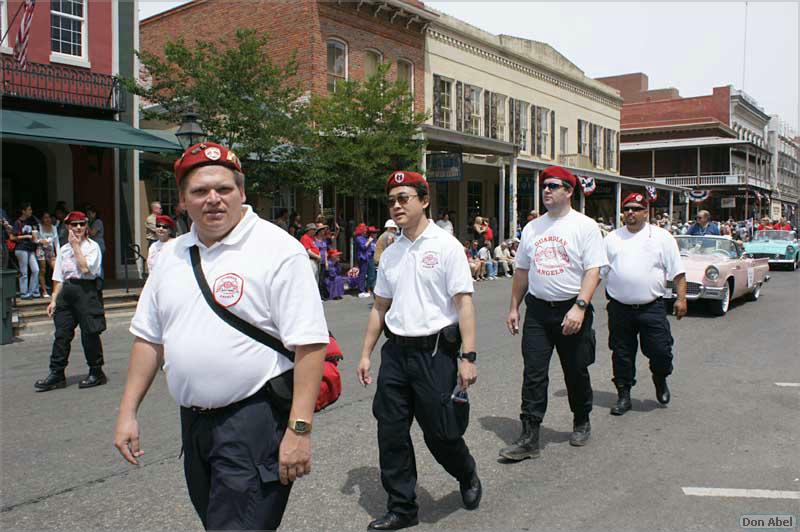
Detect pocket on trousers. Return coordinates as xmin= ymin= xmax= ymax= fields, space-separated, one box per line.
xmin=583 ymin=329 xmax=597 ymax=367
xmin=257 ymin=462 xmax=280 ymax=484
xmin=437 ymin=393 xmax=470 ymax=440
xmin=82 ymin=313 xmax=107 ymax=334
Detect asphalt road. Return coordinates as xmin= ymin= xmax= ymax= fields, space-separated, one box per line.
xmin=1 ymin=271 xmax=798 ymax=531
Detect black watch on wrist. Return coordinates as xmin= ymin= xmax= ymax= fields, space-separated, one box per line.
xmin=576 ymin=299 xmax=588 ymax=310
xmin=460 ymin=351 xmax=477 ymax=363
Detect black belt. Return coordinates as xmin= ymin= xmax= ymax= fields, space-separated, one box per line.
xmin=184 ymin=382 xmax=270 ymax=416
xmin=64 ymin=278 xmax=99 ymax=286
xmin=607 ymin=295 xmax=662 ymax=310
xmin=384 ymin=324 xmax=460 ymax=351
xmin=526 ymin=293 xmax=577 ymax=308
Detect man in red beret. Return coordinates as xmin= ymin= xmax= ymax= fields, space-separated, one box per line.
xmin=603 ymin=192 xmax=686 ymax=414
xmin=358 ymin=170 xmax=481 ymax=530
xmin=115 ymin=141 xmax=329 ymax=531
xmin=501 ymin=165 xmax=608 ymax=461
xmin=34 ymin=211 xmax=107 ymax=392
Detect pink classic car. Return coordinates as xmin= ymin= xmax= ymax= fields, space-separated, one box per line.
xmin=666 ymin=236 xmax=770 ymax=316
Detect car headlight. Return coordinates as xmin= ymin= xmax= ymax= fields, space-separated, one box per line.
xmin=787 ymin=246 xmax=796 ymax=255
xmin=705 ymin=266 xmax=720 ymax=281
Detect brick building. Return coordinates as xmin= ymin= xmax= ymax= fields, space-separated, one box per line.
xmin=597 ymin=72 xmax=774 ymax=222
xmin=139 ymin=0 xmax=435 ymax=229
xmin=1 ymin=0 xmax=180 ymax=279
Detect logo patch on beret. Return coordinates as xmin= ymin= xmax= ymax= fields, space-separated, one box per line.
xmin=395 ymin=172 xmax=405 ymax=183
xmin=226 ymin=151 xmax=239 ymax=165
xmin=205 ymin=147 xmax=221 ymax=161
xmin=636 ymin=194 xmax=643 ymax=202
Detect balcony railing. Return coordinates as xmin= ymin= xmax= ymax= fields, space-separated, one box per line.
xmin=559 ymin=153 xmax=599 ymax=171
xmin=640 ymin=173 xmax=772 ymax=189
xmin=1 ymin=55 xmax=124 ymax=112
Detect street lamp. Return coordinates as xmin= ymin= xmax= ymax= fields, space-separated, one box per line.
xmin=175 ymin=112 xmax=207 ymax=149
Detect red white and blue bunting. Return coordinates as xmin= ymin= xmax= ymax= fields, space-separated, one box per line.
xmin=688 ymin=190 xmax=711 ymax=203
xmin=579 ymin=175 xmax=596 ymax=196
xmin=645 ymin=185 xmax=658 ymax=202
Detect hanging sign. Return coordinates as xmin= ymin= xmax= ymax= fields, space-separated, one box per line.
xmin=579 ymin=176 xmax=596 ymax=196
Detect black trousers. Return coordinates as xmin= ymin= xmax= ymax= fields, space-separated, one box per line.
xmin=373 ymin=338 xmax=475 ymax=518
xmin=180 ymin=389 xmax=292 ymax=530
xmin=607 ymin=298 xmax=674 ymax=387
xmin=49 ymin=281 xmax=105 ymax=372
xmin=520 ymin=294 xmax=596 ymax=423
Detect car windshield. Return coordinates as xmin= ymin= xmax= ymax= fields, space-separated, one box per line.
xmin=676 ymin=236 xmax=738 ymax=258
xmin=753 ymin=230 xmax=795 ymax=241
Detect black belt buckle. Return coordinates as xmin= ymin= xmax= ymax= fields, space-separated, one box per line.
xmin=189 ymin=406 xmax=216 ymax=415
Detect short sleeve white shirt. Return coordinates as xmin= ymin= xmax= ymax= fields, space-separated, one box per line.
xmin=146 ymin=239 xmax=172 ymax=273
xmin=53 ymin=239 xmax=102 ymax=282
xmin=515 ymin=209 xmax=608 ymax=301
xmin=435 ymin=219 xmax=454 ymax=235
xmin=129 ymin=206 xmax=329 ymax=409
xmin=604 ymin=224 xmax=685 ymax=305
xmin=375 ymin=221 xmax=473 ymax=336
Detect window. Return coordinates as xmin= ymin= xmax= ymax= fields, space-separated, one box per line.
xmin=433 ymin=75 xmax=452 ymax=129
xmin=483 ymin=91 xmax=507 ymax=140
xmin=509 ymin=99 xmax=529 ymax=151
xmin=467 ymin=181 xmax=483 ymax=222
xmin=51 ymin=0 xmax=86 ymax=57
xmin=271 ymin=187 xmax=296 ymax=221
xmin=364 ymin=49 xmax=382 ymax=79
xmin=455 ymin=82 xmax=482 ymax=135
xmin=591 ymin=124 xmax=603 ymax=167
xmin=326 ymin=39 xmax=347 ymax=93
xmin=560 ymin=127 xmax=568 ymax=155
xmin=1 ymin=0 xmax=8 ymax=49
xmin=578 ymin=119 xmax=590 ymax=156
xmin=397 ymin=59 xmax=413 ymax=96
xmin=534 ymin=107 xmax=551 ymax=158
xmin=605 ymin=129 xmax=617 ymax=170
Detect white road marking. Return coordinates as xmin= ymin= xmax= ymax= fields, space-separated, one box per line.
xmin=682 ymin=487 xmax=800 ymax=499
xmin=774 ymin=382 xmax=800 ymax=387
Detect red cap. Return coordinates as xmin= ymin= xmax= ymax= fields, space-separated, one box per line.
xmin=367 ymin=226 xmax=379 ymax=233
xmin=541 ymin=166 xmax=577 ymax=189
xmin=622 ymin=192 xmax=649 ymax=207
xmin=328 ymin=249 xmax=342 ymax=257
xmin=174 ymin=142 xmax=242 ymax=187
xmin=64 ymin=211 xmax=87 ymax=223
xmin=354 ymin=223 xmax=367 ymax=236
xmin=155 ymin=215 xmax=175 ymax=228
xmin=386 ymin=170 xmax=428 ymax=194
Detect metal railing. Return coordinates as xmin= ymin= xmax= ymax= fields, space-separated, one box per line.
xmin=1 ymin=55 xmax=124 ymax=112
xmin=559 ymin=153 xmax=599 ymax=171
xmin=637 ymin=173 xmax=772 ymax=189
xmin=123 ymin=243 xmax=147 ymax=294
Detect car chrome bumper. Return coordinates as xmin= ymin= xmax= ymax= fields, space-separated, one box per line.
xmin=768 ymin=259 xmax=795 ymax=264
xmin=665 ymin=283 xmax=726 ymax=301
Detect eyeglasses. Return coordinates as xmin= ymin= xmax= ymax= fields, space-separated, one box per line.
xmin=69 ymin=222 xmax=87 ymax=227
xmin=156 ymin=224 xmax=171 ymax=229
xmin=623 ymin=206 xmax=646 ymax=212
xmin=542 ymin=182 xmax=565 ymax=191
xmin=386 ymin=193 xmax=418 ymax=207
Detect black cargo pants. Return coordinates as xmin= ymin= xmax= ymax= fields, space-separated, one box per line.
xmin=49 ymin=280 xmax=106 ymax=372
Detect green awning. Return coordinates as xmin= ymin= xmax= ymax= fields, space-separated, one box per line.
xmin=1 ymin=109 xmax=182 ymax=153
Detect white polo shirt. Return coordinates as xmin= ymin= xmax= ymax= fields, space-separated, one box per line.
xmin=375 ymin=220 xmax=473 ymax=337
xmin=515 ymin=209 xmax=608 ymax=301
xmin=130 ymin=206 xmax=329 ymax=409
xmin=604 ymin=224 xmax=685 ymax=305
xmin=146 ymin=239 xmax=172 ymax=273
xmin=53 ymin=239 xmax=102 ymax=282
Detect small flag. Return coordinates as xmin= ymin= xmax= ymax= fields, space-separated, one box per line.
xmin=645 ymin=186 xmax=658 ymax=202
xmin=579 ymin=176 xmax=596 ymax=196
xmin=14 ymin=0 xmax=36 ymax=69
xmin=688 ymin=190 xmax=710 ymax=203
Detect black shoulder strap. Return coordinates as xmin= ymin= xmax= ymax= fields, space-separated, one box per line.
xmin=190 ymin=245 xmax=294 ymax=362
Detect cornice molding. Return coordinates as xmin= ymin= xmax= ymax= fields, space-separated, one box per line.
xmin=427 ymin=28 xmax=621 ymax=110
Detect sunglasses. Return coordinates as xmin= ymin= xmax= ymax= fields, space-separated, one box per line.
xmin=623 ymin=206 xmax=646 ymax=212
xmin=156 ymin=224 xmax=171 ymax=229
xmin=542 ymin=182 xmax=567 ymax=191
xmin=386 ymin=193 xmax=418 ymax=207
xmin=69 ymin=221 xmax=87 ymax=227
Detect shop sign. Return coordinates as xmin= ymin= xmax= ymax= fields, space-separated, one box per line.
xmin=721 ymin=197 xmax=736 ymax=208
xmin=426 ymin=152 xmax=463 ymax=182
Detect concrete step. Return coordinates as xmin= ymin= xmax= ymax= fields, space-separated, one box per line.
xmin=12 ymin=288 xmax=141 ymax=330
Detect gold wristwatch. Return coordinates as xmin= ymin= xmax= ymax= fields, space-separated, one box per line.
xmin=288 ymin=419 xmax=312 ymax=434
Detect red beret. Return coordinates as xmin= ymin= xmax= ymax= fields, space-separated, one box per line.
xmin=622 ymin=192 xmax=649 ymax=207
xmin=64 ymin=211 xmax=87 ymax=223
xmin=386 ymin=170 xmax=428 ymax=194
xmin=328 ymin=249 xmax=342 ymax=257
xmin=174 ymin=142 xmax=242 ymax=187
xmin=354 ymin=223 xmax=367 ymax=236
xmin=155 ymin=215 xmax=175 ymax=227
xmin=541 ymin=166 xmax=577 ymax=189
xmin=367 ymin=226 xmax=379 ymax=233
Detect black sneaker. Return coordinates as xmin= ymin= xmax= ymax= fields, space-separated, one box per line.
xmin=569 ymin=420 xmax=591 ymax=447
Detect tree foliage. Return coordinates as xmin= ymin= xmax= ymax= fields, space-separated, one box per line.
xmin=119 ymin=29 xmax=309 ymax=194
xmin=305 ymin=63 xmax=428 ymax=198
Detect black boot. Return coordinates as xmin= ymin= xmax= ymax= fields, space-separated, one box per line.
xmin=79 ymin=367 xmax=107 ymax=389
xmin=34 ymin=371 xmax=66 ymax=392
xmin=367 ymin=512 xmax=419 ymax=530
xmin=569 ymin=418 xmax=591 ymax=447
xmin=459 ymin=470 xmax=482 ymax=510
xmin=498 ymin=416 xmax=540 ymax=461
xmin=653 ymin=374 xmax=670 ymax=404
xmin=610 ymin=385 xmax=632 ymax=416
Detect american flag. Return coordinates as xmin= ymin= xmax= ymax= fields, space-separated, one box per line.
xmin=14 ymin=0 xmax=36 ymax=69
xmin=645 ymin=185 xmax=658 ymax=202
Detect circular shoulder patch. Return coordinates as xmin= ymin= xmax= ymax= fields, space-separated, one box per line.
xmin=204 ymin=147 xmax=221 ymax=161
xmin=213 ymin=273 xmax=244 ymax=308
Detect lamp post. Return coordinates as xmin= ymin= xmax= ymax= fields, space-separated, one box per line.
xmin=175 ymin=112 xmax=207 ymax=149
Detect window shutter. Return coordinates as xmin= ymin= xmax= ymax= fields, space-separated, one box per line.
xmin=484 ymin=90 xmax=491 ymax=137
xmin=464 ymin=85 xmax=473 ymax=133
xmin=550 ymin=110 xmax=556 ymax=159
xmin=602 ymin=128 xmax=607 ymax=169
xmin=508 ymin=98 xmax=515 ymax=143
xmin=491 ymin=93 xmax=499 ymax=139
xmin=616 ymin=131 xmax=620 ymax=172
xmin=577 ymin=119 xmax=583 ymax=155
xmin=456 ymin=81 xmax=463 ymax=132
xmin=433 ymin=75 xmax=442 ymax=127
xmin=532 ymin=106 xmax=539 ymax=156
xmin=589 ymin=123 xmax=596 ymax=164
